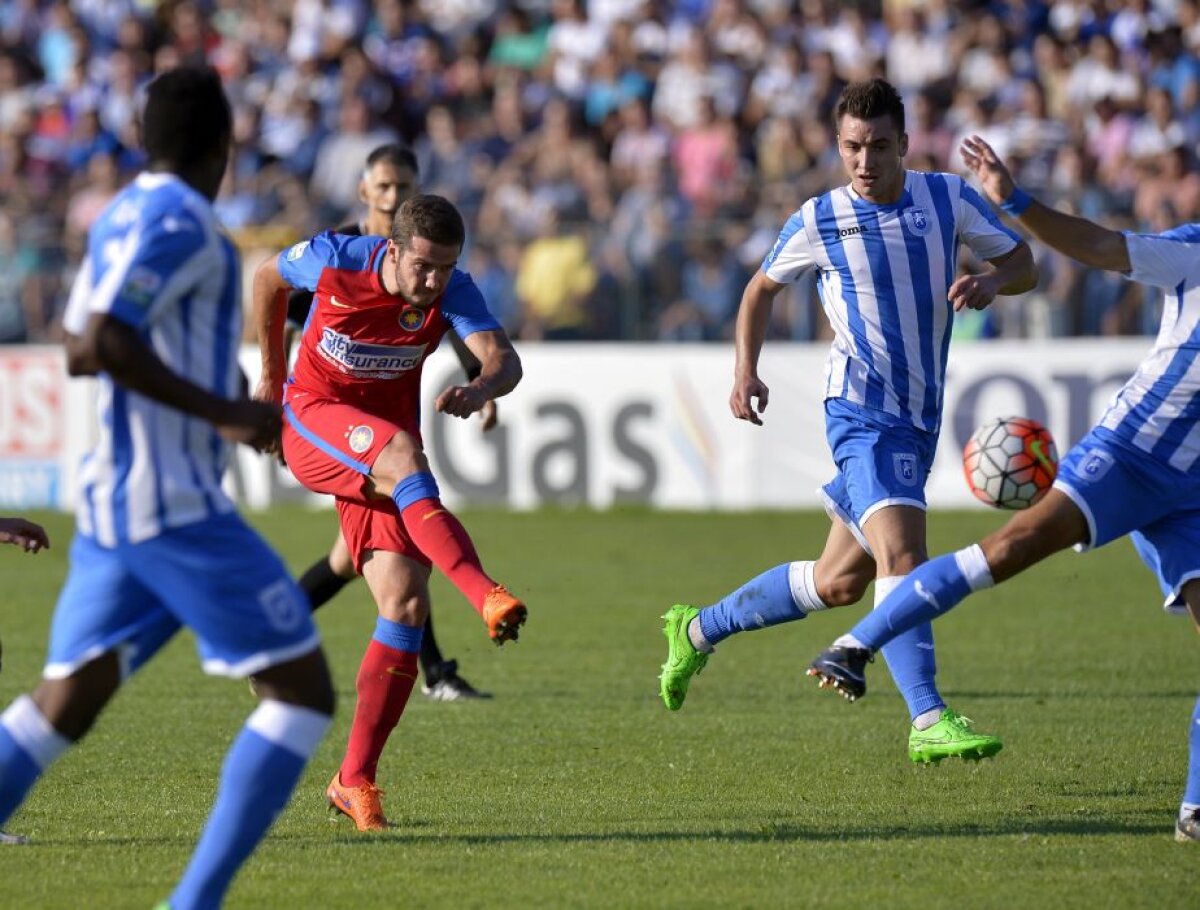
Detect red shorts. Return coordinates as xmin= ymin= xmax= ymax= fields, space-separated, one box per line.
xmin=283 ymin=389 xmax=428 ymax=572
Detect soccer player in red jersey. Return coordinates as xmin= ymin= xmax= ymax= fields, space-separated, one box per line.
xmin=287 ymin=144 xmax=496 ymax=701
xmin=252 ymin=194 xmax=526 ymax=831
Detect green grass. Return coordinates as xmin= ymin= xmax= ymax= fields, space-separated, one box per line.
xmin=0 ymin=507 xmax=1196 ymax=909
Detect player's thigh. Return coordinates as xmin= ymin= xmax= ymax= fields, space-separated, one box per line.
xmin=129 ymin=512 xmax=320 ymax=678
xmin=44 ymin=533 xmax=181 ymax=682
xmin=860 ymin=504 xmax=927 ymax=575
xmin=361 ymin=549 xmax=433 ymax=626
xmin=282 ymin=395 xmax=406 ymax=501
xmin=336 ymin=496 xmax=431 ymax=575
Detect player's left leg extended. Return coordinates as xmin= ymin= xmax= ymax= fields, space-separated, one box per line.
xmin=859 ymin=506 xmax=1001 ymax=764
xmin=658 ymin=521 xmax=867 ymax=711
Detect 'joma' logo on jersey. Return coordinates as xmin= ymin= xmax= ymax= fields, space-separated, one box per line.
xmin=839 ymin=225 xmax=867 ymax=238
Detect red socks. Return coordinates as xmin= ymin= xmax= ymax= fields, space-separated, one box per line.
xmin=399 ymin=498 xmax=496 ymax=613
xmin=339 ymin=642 xmax=418 ymax=788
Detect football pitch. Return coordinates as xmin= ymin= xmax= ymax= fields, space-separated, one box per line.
xmin=0 ymin=506 xmax=1196 ymax=909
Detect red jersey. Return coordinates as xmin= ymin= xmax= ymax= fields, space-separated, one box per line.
xmin=278 ymin=231 xmax=500 ymax=431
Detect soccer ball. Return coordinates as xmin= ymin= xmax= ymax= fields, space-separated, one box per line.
xmin=962 ymin=417 xmax=1058 ymax=510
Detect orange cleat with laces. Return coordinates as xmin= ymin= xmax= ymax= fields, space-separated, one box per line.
xmin=326 ymin=773 xmax=389 ymax=832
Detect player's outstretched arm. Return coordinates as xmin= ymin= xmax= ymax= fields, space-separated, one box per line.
xmin=435 ymin=330 xmax=522 ymax=420
xmin=960 ymin=134 xmax=1130 ymax=272
xmin=730 ymin=270 xmax=784 ymax=426
xmin=252 ymin=255 xmax=294 ymax=406
xmin=0 ymin=517 xmax=50 ymax=553
xmin=78 ymin=312 xmax=282 ymax=452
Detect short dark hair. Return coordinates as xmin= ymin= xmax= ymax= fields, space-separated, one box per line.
xmin=834 ymin=78 xmax=906 ymax=134
xmin=141 ymin=66 xmax=232 ymax=166
xmin=365 ymin=143 xmax=419 ymax=176
xmin=389 ymin=194 xmax=465 ymax=250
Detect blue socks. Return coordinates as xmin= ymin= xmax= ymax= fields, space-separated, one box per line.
xmin=850 ymin=547 xmax=993 ymax=652
xmin=698 ymin=563 xmax=808 ymax=647
xmin=872 ymin=577 xmax=944 ymax=721
xmin=170 ymin=700 xmax=330 ymax=910
xmin=390 ymin=471 xmax=440 ymax=512
xmin=373 ymin=616 xmax=424 ymax=652
xmin=0 ymin=696 xmax=70 ymax=826
xmin=1184 ymin=695 xmax=1200 ymax=811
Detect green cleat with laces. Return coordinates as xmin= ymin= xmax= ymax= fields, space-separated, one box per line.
xmin=659 ymin=605 xmax=709 ymax=711
xmin=908 ymin=709 xmax=1003 ymax=764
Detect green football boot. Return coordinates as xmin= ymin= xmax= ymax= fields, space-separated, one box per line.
xmin=659 ymin=605 xmax=709 ymax=711
xmin=908 ymin=709 xmax=1003 ymax=764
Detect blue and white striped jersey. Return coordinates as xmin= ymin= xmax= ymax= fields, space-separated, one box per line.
xmin=763 ymin=170 xmax=1019 ymax=432
xmin=62 ymin=172 xmax=243 ymax=545
xmin=1099 ymin=226 xmax=1200 ymax=473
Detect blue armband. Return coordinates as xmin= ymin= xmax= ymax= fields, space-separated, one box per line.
xmin=999 ymin=186 xmax=1033 ymax=217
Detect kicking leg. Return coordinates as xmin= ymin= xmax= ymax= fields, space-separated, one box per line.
xmin=371 ymin=433 xmax=525 ymax=644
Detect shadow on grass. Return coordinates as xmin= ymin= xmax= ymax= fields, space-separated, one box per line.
xmin=938 ymin=690 xmax=1197 ymax=701
xmin=42 ymin=819 xmax=1169 ymax=850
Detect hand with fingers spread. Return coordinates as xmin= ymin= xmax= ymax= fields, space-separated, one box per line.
xmin=959 ymin=134 xmax=1017 ymax=207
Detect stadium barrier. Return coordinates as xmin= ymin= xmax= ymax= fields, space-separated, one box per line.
xmin=0 ymin=340 xmax=1149 ymax=512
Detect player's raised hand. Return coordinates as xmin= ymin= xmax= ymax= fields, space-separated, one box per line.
xmin=217 ymin=399 xmax=284 ymax=453
xmin=948 ymin=272 xmax=1000 ymax=311
xmin=959 ymin=135 xmax=1016 ymax=206
xmin=0 ymin=517 xmax=50 ymax=553
xmin=730 ymin=374 xmax=769 ymax=425
xmin=435 ymin=383 xmax=489 ymax=420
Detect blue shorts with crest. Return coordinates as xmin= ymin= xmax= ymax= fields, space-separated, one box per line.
xmin=45 ymin=512 xmax=320 ymax=680
xmin=1056 ymin=425 xmax=1200 ymax=609
xmin=820 ymin=398 xmax=939 ymax=553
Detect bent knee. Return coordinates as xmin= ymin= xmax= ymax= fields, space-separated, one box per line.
xmin=818 ymin=573 xmax=871 ymax=608
xmin=372 ymin=434 xmax=428 ymax=483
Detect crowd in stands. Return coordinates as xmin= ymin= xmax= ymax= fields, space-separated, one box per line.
xmin=1 ymin=0 xmax=1198 ymax=345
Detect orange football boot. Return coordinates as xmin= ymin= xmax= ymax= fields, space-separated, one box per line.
xmin=326 ymin=773 xmax=389 ymax=832
xmin=482 ymin=586 xmax=527 ymax=645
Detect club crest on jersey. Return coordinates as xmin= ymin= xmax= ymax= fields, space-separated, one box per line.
xmin=347 ymin=424 xmax=375 ymax=454
xmin=893 ymin=452 xmax=919 ymax=486
xmin=399 ymin=306 xmax=426 ymax=331
xmin=904 ymin=208 xmax=931 ymax=236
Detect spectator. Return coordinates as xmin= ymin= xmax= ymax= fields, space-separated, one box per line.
xmin=516 ymin=207 xmax=598 ymax=341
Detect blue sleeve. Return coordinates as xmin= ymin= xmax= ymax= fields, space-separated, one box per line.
xmin=277 ymin=231 xmax=381 ymax=292
xmin=442 ymin=270 xmax=502 ymax=338
xmin=105 ymin=215 xmax=208 ymax=329
xmin=957 ymin=182 xmax=1021 ymax=259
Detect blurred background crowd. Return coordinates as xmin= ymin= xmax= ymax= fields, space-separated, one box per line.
xmin=1 ymin=0 xmax=1198 ymax=346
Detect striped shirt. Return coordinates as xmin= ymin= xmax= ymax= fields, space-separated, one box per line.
xmin=763 ymin=170 xmax=1019 ymax=432
xmin=1099 ymin=226 xmax=1200 ymax=473
xmin=61 ymin=172 xmax=243 ymax=545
